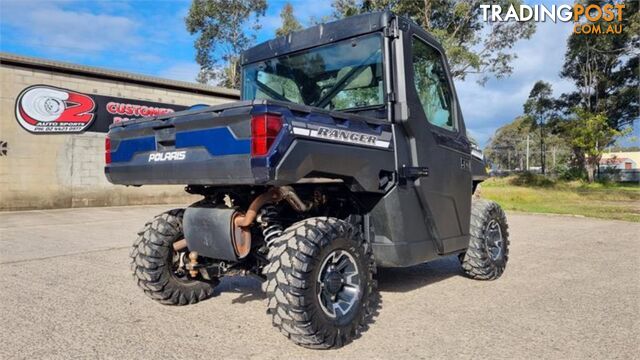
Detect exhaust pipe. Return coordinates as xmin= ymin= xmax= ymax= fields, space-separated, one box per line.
xmin=231 ymin=186 xmax=312 ymax=257
xmin=233 ymin=188 xmax=282 ymax=228
xmin=180 ymin=186 xmax=312 ymax=259
xmin=278 ymin=186 xmax=313 ymax=212
xmin=233 ymin=186 xmax=312 ymax=228
xmin=173 ymin=239 xmax=188 ymax=251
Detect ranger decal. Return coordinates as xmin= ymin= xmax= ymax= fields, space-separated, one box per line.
xmin=293 ymin=126 xmax=391 ymax=149
xmin=316 ymin=127 xmax=377 ymax=145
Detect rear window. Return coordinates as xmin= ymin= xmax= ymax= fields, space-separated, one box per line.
xmin=242 ymin=33 xmax=385 ymax=112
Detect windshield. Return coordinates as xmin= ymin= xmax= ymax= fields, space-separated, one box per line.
xmin=242 ymin=33 xmax=384 ymax=111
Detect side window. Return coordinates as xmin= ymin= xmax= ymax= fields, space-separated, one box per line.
xmin=411 ymin=37 xmax=456 ymax=131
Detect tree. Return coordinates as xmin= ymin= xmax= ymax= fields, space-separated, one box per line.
xmin=331 ymin=0 xmax=536 ymax=84
xmin=186 ymin=0 xmax=267 ymax=89
xmin=275 ymin=3 xmax=302 ymax=37
xmin=485 ymin=117 xmax=530 ymax=171
xmin=553 ymin=0 xmax=638 ymax=179
xmin=560 ymin=0 xmax=639 ymax=129
xmin=563 ymin=109 xmax=628 ymax=182
xmin=523 ymin=81 xmax=557 ymax=174
xmin=485 ymin=116 xmax=570 ymax=172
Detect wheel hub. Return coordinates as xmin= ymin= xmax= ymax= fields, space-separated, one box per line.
xmin=171 ymin=243 xmax=191 ymax=281
xmin=486 ymin=219 xmax=504 ymax=261
xmin=323 ymin=269 xmax=344 ymax=295
xmin=317 ymin=249 xmax=361 ymax=319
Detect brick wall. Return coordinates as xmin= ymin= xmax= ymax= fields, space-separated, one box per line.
xmin=0 ymin=61 xmax=238 ymax=211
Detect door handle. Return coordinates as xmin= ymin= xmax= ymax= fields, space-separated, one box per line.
xmin=399 ymin=165 xmax=429 ymax=180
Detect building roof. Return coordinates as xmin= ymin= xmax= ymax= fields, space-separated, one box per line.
xmin=0 ymin=52 xmax=239 ymax=100
xmin=600 ymin=157 xmax=632 ymax=165
xmin=601 ymin=151 xmax=640 ymax=165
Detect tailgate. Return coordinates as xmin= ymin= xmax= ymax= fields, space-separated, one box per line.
xmin=105 ymin=101 xmax=255 ymax=185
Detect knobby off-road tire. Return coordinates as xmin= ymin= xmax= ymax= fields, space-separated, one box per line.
xmin=262 ymin=217 xmax=377 ymax=349
xmin=461 ymin=199 xmax=510 ymax=280
xmin=130 ymin=209 xmax=217 ymax=305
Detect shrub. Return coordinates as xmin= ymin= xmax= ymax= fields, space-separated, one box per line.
xmin=596 ymin=167 xmax=622 ymax=184
xmin=509 ymin=172 xmax=555 ymax=187
xmin=555 ymin=164 xmax=587 ymax=181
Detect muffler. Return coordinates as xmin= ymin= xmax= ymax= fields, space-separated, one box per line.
xmin=182 ymin=186 xmax=312 ymax=261
xmin=183 ymin=205 xmax=247 ymax=261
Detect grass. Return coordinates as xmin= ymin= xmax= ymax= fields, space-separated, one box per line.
xmin=480 ymin=175 xmax=640 ymax=222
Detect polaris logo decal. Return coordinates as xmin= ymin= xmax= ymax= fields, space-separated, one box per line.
xmin=148 ymin=151 xmax=186 ymax=162
xmin=292 ymin=126 xmax=391 ymax=148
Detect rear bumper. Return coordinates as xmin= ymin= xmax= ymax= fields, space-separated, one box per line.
xmin=105 ymin=151 xmax=255 ymax=186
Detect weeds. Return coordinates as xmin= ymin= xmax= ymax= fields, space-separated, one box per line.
xmin=481 ymin=175 xmax=640 ymax=222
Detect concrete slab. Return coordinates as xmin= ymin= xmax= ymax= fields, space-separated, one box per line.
xmin=0 ymin=206 xmax=638 ymax=359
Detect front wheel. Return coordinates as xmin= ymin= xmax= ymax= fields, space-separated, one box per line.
xmin=461 ymin=199 xmax=510 ymax=280
xmin=262 ymin=217 xmax=376 ymax=349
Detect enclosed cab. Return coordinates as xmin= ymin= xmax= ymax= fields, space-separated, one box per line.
xmin=109 ymin=11 xmax=505 ymax=350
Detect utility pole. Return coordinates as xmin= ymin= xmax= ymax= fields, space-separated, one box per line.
xmin=507 ymin=149 xmax=511 ymax=171
xmin=520 ymin=155 xmax=523 ymax=171
xmin=526 ymin=134 xmax=530 ymax=171
xmin=540 ymin=122 xmax=545 ymax=175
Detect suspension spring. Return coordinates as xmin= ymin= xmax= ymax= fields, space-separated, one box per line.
xmin=260 ymin=205 xmax=283 ymax=247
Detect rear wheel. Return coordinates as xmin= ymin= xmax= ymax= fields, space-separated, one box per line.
xmin=130 ymin=209 xmax=218 ymax=305
xmin=262 ymin=217 xmax=376 ymax=349
xmin=461 ymin=199 xmax=509 ymax=280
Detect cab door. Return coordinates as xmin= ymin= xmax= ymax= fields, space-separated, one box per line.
xmin=395 ymin=26 xmax=472 ymax=254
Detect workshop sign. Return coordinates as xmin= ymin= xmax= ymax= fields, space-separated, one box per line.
xmin=15 ymin=85 xmax=188 ymax=134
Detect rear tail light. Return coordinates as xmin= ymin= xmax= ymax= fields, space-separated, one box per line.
xmin=105 ymin=136 xmax=111 ymax=164
xmin=251 ymin=114 xmax=282 ymax=157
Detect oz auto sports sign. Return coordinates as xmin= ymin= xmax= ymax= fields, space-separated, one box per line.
xmin=16 ymin=85 xmax=97 ymax=133
xmin=15 ymin=85 xmax=188 ymax=134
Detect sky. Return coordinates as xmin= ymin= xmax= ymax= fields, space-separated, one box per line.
xmin=0 ymin=0 xmax=636 ymax=146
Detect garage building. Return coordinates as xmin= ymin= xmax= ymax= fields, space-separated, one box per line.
xmin=0 ymin=52 xmax=239 ymax=210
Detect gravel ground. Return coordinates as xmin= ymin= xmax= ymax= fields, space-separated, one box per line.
xmin=1 ymin=205 xmax=638 ymax=359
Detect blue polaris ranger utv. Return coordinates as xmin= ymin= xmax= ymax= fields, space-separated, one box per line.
xmin=105 ymin=11 xmax=509 ymax=349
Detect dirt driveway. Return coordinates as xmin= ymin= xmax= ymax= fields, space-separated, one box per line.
xmin=1 ymin=205 xmax=638 ymax=359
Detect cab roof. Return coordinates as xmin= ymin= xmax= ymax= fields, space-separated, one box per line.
xmin=241 ymin=11 xmax=393 ymax=66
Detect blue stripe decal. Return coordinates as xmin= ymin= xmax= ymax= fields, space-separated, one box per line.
xmin=111 ymin=136 xmax=156 ymax=163
xmin=109 ymin=128 xmax=249 ymax=163
xmin=176 ymin=128 xmax=250 ymax=156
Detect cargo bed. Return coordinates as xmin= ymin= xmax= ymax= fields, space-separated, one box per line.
xmin=105 ymin=100 xmax=395 ymax=192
